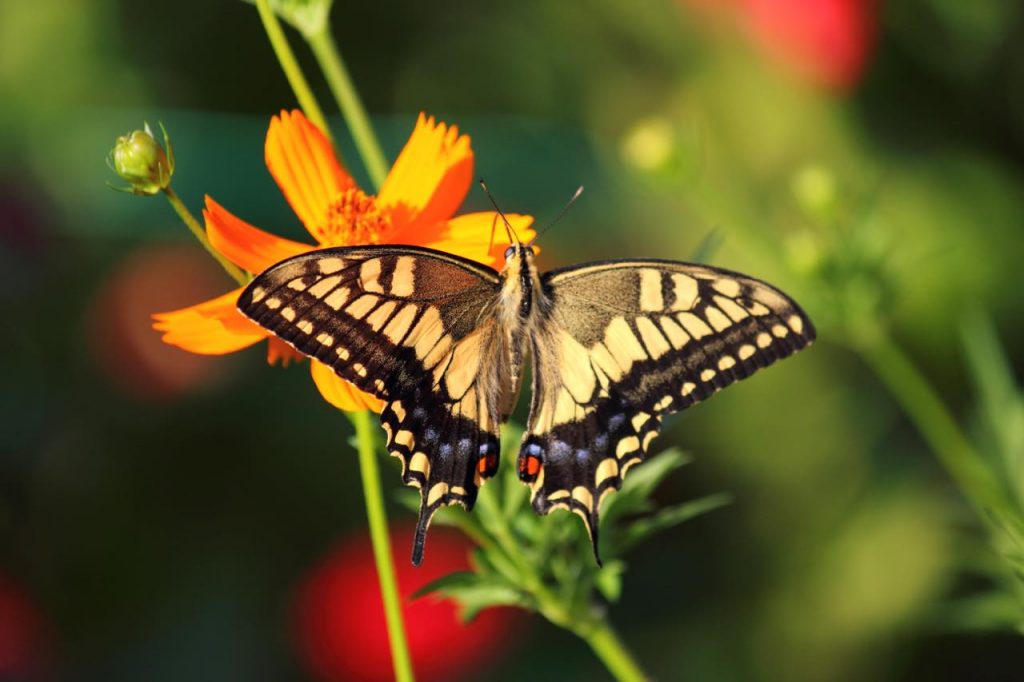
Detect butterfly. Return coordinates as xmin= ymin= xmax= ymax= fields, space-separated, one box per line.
xmin=237 ymin=219 xmax=815 ymax=566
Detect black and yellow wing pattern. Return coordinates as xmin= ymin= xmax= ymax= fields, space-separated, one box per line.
xmin=237 ymin=246 xmax=511 ymax=564
xmin=239 ymin=244 xmax=815 ymax=565
xmin=518 ymin=261 xmax=815 ymax=561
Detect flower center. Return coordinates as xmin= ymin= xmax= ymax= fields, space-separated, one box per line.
xmin=321 ymin=188 xmax=392 ymax=246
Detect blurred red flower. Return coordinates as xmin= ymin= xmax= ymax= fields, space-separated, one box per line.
xmin=683 ymin=0 xmax=879 ymax=91
xmin=293 ymin=526 xmax=521 ymax=682
xmin=0 ymin=574 xmax=47 ymax=679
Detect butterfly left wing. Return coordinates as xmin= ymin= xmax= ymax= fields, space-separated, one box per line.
xmin=519 ymin=260 xmax=816 ymax=562
xmin=237 ymin=245 xmax=512 ymax=565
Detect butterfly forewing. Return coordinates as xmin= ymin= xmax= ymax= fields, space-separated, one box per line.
xmin=237 ymin=246 xmax=507 ymax=564
xmin=519 ymin=260 xmax=816 ymax=561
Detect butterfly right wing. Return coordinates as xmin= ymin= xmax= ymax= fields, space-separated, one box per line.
xmin=521 ymin=260 xmax=815 ymax=562
xmin=237 ymin=245 xmax=508 ymax=564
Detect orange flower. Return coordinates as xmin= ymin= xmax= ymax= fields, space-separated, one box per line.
xmin=154 ymin=110 xmax=535 ymax=411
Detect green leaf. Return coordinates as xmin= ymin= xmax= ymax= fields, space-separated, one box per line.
xmin=501 ymin=423 xmax=530 ymax=519
xmin=961 ymin=312 xmax=1024 ymax=505
xmin=938 ymin=591 xmax=1024 ymax=633
xmin=594 ymin=560 xmax=626 ymax=602
xmin=601 ymin=448 xmax=692 ymax=523
xmin=393 ymin=488 xmax=420 ymax=513
xmin=612 ymin=492 xmax=732 ymax=554
xmin=413 ymin=571 xmax=528 ymax=623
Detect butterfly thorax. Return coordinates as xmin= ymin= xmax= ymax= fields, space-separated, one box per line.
xmin=498 ymin=244 xmax=546 ymax=331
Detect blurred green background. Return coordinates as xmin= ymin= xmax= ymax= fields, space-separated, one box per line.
xmin=2 ymin=0 xmax=1024 ymax=680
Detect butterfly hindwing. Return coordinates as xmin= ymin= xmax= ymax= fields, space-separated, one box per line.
xmin=519 ymin=260 xmax=816 ymax=561
xmin=237 ymin=245 xmax=507 ymax=564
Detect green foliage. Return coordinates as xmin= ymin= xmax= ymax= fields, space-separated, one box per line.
xmin=407 ymin=425 xmax=728 ymax=630
xmin=946 ymin=314 xmax=1024 ymax=632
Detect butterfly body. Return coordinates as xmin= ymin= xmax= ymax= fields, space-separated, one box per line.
xmin=238 ymin=241 xmax=815 ymax=565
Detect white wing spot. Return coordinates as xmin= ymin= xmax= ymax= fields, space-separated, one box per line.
xmin=788 ymin=314 xmax=804 ymax=334
xmin=704 ymin=306 xmax=732 ymax=332
xmin=324 ymin=287 xmax=351 ymax=310
xmin=296 ymin=320 xmax=314 ymax=334
xmin=757 ymin=332 xmax=772 ymax=348
xmin=739 ymin=344 xmax=756 ymax=360
xmin=631 ymin=412 xmax=651 ymax=432
xmin=712 ymin=278 xmax=741 ymax=297
xmin=700 ymin=368 xmax=716 ymax=382
xmin=616 ymin=436 xmax=640 ymax=458
xmin=677 ymin=313 xmax=712 ymax=339
xmin=772 ymin=324 xmax=789 ymax=338
xmin=318 ymin=257 xmax=345 ymax=274
xmin=308 ymin=275 xmax=342 ymax=299
xmin=360 ymin=258 xmax=384 ymax=293
xmin=718 ymin=355 xmax=736 ymax=370
xmin=639 ymin=269 xmax=664 ymax=311
xmin=316 ymin=333 xmax=334 ymax=347
xmin=281 ymin=307 xmax=296 ymax=321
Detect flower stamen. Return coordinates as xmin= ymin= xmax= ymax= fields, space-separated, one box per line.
xmin=321 ymin=188 xmax=393 ymax=246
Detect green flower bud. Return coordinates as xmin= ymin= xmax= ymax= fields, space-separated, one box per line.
xmin=109 ymin=122 xmax=174 ymax=195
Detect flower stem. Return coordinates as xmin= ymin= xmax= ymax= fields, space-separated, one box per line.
xmin=350 ymin=409 xmax=415 ymax=682
xmin=857 ymin=334 xmax=1015 ymax=520
xmin=254 ymin=0 xmax=334 ymax=143
xmin=483 ymin=494 xmax=649 ymax=681
xmin=162 ymin=187 xmax=248 ymax=285
xmin=579 ymin=619 xmax=649 ymax=682
xmin=306 ymin=27 xmax=389 ymax=190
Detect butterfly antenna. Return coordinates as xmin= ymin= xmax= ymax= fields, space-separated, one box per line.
xmin=528 ymin=185 xmax=584 ymax=247
xmin=487 ymin=212 xmax=499 ymax=255
xmin=479 ymin=178 xmax=519 ymax=244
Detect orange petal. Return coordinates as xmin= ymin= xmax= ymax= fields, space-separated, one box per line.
xmin=419 ymin=211 xmax=536 ymax=267
xmin=266 ymin=110 xmax=355 ymax=239
xmin=310 ymin=360 xmax=384 ymax=413
xmin=204 ymin=196 xmax=312 ymax=274
xmin=267 ymin=338 xmax=306 ymax=366
xmin=377 ymin=114 xmax=473 ymax=231
xmin=152 ymin=288 xmax=268 ymax=354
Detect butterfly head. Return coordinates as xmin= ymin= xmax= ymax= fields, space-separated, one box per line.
xmin=503 ymin=243 xmax=535 ymax=264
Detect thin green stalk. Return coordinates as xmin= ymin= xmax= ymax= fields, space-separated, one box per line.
xmin=306 ymin=27 xmax=389 ymax=189
xmin=580 ymin=620 xmax=649 ymax=682
xmin=163 ymin=187 xmax=248 ymax=285
xmin=858 ymin=334 xmax=1015 ymax=520
xmin=255 ymin=0 xmax=334 ymax=142
xmin=350 ymin=410 xmax=415 ymax=682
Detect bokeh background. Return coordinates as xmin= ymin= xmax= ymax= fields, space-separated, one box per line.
xmin=2 ymin=0 xmax=1024 ymax=680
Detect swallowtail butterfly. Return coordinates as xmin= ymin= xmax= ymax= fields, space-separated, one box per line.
xmin=238 ymin=232 xmax=814 ymax=565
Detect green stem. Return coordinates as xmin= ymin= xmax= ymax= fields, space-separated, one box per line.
xmin=306 ymin=27 xmax=389 ymax=189
xmin=579 ymin=619 xmax=649 ymax=682
xmin=484 ymin=502 xmax=648 ymax=681
xmin=350 ymin=410 xmax=415 ymax=682
xmin=254 ymin=0 xmax=334 ymax=142
xmin=858 ymin=334 xmax=1014 ymax=520
xmin=162 ymin=187 xmax=248 ymax=285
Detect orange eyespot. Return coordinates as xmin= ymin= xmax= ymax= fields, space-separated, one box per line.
xmin=518 ymin=454 xmax=542 ymax=478
xmin=476 ymin=454 xmax=498 ymax=476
